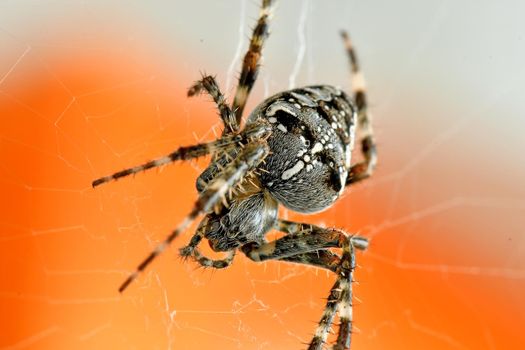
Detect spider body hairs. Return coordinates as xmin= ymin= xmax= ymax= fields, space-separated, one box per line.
xmin=93 ymin=1 xmax=377 ymax=349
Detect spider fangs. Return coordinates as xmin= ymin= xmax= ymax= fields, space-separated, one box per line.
xmin=92 ymin=1 xmax=377 ymax=349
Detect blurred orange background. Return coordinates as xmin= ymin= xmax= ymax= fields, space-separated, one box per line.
xmin=1 ymin=1 xmax=525 ymax=349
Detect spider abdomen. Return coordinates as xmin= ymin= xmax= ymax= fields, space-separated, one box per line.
xmin=247 ymin=85 xmax=357 ymax=213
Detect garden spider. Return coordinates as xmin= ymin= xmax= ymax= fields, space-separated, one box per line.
xmin=92 ymin=1 xmax=376 ymax=349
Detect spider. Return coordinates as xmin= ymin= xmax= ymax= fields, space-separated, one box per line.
xmin=92 ymin=1 xmax=376 ymax=349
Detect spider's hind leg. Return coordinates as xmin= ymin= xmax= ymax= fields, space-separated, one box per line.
xmin=241 ymin=220 xmax=368 ymax=350
xmin=340 ymin=31 xmax=377 ymax=186
xmin=281 ymin=250 xmax=341 ymax=273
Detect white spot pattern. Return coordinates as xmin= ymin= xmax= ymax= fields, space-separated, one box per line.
xmin=266 ymin=102 xmax=297 ymax=117
xmin=311 ymin=142 xmax=323 ymax=154
xmin=281 ymin=160 xmax=305 ymax=180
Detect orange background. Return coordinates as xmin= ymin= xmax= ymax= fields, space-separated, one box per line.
xmin=1 ymin=2 xmax=525 ymax=349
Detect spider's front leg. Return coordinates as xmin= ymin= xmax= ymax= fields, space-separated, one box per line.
xmin=92 ymin=119 xmax=271 ymax=188
xmin=118 ymin=139 xmax=270 ymax=292
xmin=187 ymin=0 xmax=274 ymax=134
xmin=187 ymin=75 xmax=237 ymax=133
xmin=242 ymin=220 xmax=368 ymax=350
xmin=231 ymin=0 xmax=274 ymax=126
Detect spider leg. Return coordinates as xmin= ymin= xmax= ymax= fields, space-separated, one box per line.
xmin=231 ymin=0 xmax=274 ymax=127
xmin=178 ymin=216 xmax=208 ymax=258
xmin=242 ymin=220 xmax=368 ymax=350
xmin=242 ymin=220 xmax=367 ymax=262
xmin=340 ymin=31 xmax=377 ymax=186
xmin=193 ymin=119 xmax=271 ymax=192
xmin=187 ymin=74 xmax=237 ymax=133
xmin=280 ymin=250 xmax=341 ymax=273
xmin=118 ymin=140 xmax=269 ymax=292
xmin=332 ymin=242 xmax=356 ymax=350
xmin=270 ymin=220 xmax=356 ymax=272
xmin=191 ymin=249 xmax=236 ymax=269
xmin=178 ymin=217 xmax=236 ymax=269
xmin=92 ymin=119 xmax=271 ymax=188
xmin=277 ymin=251 xmax=345 ymax=348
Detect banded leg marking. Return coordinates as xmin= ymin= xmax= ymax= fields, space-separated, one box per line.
xmin=340 ymin=31 xmax=377 ymax=186
xmin=281 ymin=250 xmax=341 ymax=273
xmin=188 ymin=75 xmax=237 ymax=133
xmin=118 ymin=141 xmax=269 ymax=292
xmin=231 ymin=0 xmax=274 ymax=125
xmin=192 ymin=249 xmax=236 ymax=269
xmin=242 ymin=219 xmax=367 ymax=350
xmin=92 ymin=120 xmax=271 ymax=188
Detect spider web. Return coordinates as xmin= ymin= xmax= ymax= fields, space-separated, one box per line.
xmin=1 ymin=1 xmax=525 ymax=349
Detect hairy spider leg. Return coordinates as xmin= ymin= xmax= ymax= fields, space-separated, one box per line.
xmin=92 ymin=120 xmax=271 ymax=188
xmin=231 ymin=0 xmax=274 ymax=128
xmin=243 ymin=220 xmax=368 ymax=261
xmin=275 ymin=222 xmax=366 ymax=272
xmin=118 ymin=140 xmax=269 ymax=292
xmin=281 ymin=250 xmax=341 ymax=272
xmin=179 ymin=217 xmax=237 ymax=269
xmin=340 ymin=31 xmax=378 ymax=186
xmin=178 ymin=217 xmax=208 ymax=258
xmin=192 ymin=249 xmax=236 ymax=269
xmin=332 ymin=240 xmax=355 ymax=350
xmin=188 ymin=74 xmax=237 ymax=133
xmin=241 ymin=219 xmax=368 ymax=350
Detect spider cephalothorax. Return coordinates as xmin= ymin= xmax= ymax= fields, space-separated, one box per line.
xmin=93 ymin=1 xmax=377 ymax=349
